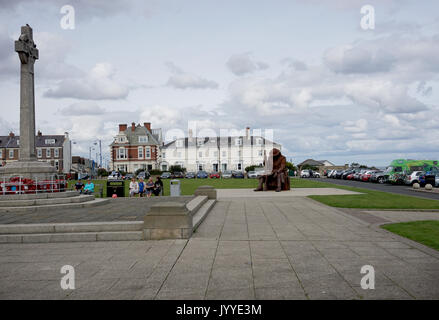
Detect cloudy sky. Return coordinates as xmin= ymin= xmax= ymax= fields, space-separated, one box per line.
xmin=0 ymin=0 xmax=438 ymax=167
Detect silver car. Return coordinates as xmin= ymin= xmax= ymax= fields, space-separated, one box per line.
xmin=222 ymin=170 xmax=233 ymax=178
xmin=247 ymin=171 xmax=258 ymax=178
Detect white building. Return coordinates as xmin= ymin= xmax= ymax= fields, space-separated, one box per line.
xmin=160 ymin=128 xmax=282 ymax=172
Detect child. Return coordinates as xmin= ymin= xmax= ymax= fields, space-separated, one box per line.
xmin=138 ymin=178 xmax=145 ymax=197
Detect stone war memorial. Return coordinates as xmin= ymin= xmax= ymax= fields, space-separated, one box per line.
xmin=0 ymin=25 xmax=56 ymax=181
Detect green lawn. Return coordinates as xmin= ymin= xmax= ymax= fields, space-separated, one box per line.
xmin=67 ymin=177 xmax=439 ymax=210
xmin=381 ymin=220 xmax=439 ymax=251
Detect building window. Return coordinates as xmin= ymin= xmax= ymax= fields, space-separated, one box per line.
xmin=45 ymin=139 xmax=55 ymax=145
xmin=176 ymin=140 xmax=183 ymax=147
xmin=198 ymin=152 xmax=202 ymax=158
xmin=37 ymin=149 xmax=42 ymax=158
xmin=258 ymin=150 xmax=263 ymax=156
xmin=55 ymin=160 xmax=59 ymax=171
xmin=178 ymin=152 xmax=182 ymax=158
xmin=117 ymin=148 xmax=127 ymax=159
xmin=138 ymin=136 xmax=148 ymax=143
xmin=237 ymin=163 xmax=242 ymax=170
xmin=256 ymin=138 xmax=263 ymax=145
xmin=46 ymin=149 xmax=51 ymax=158
xmin=0 ymin=149 xmax=2 ymax=159
xmin=9 ymin=150 xmax=14 ymax=159
xmin=162 ymin=152 xmax=166 ymax=159
xmin=145 ymin=147 xmax=151 ymax=159
xmin=138 ymin=147 xmax=144 ymax=159
xmin=222 ymin=151 xmax=226 ymax=157
xmin=54 ymin=148 xmax=59 ymax=158
xmin=235 ymin=138 xmax=242 ymax=146
xmin=238 ymin=150 xmax=242 ymax=157
xmin=213 ymin=151 xmax=218 ymax=157
xmin=197 ymin=139 xmax=203 ymax=146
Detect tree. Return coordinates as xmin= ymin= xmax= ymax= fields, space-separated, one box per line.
xmin=98 ymin=168 xmax=108 ymax=177
xmin=286 ymin=161 xmax=297 ymax=172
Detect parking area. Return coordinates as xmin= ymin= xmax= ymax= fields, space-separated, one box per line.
xmin=314 ymin=178 xmax=439 ymax=201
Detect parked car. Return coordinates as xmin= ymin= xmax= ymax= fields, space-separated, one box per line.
xmin=232 ymin=171 xmax=245 ymax=178
xmin=361 ymin=171 xmax=376 ymax=182
xmin=311 ymin=170 xmax=320 ymax=178
xmin=108 ymin=171 xmax=122 ymax=181
xmin=300 ymin=170 xmax=311 ymax=178
xmin=222 ymin=170 xmax=233 ymax=179
xmin=209 ymin=172 xmax=221 ymax=179
xmin=185 ymin=172 xmax=196 ymax=179
xmin=327 ymin=170 xmax=337 ymax=178
xmin=247 ymin=171 xmax=258 ymax=178
xmin=136 ymin=171 xmax=150 ymax=180
xmin=196 ymin=171 xmax=208 ymax=179
xmin=160 ymin=172 xmax=172 ymax=179
xmin=124 ymin=173 xmax=135 ymax=181
xmin=404 ymin=171 xmax=424 ymax=185
xmin=172 ymin=171 xmax=185 ymax=179
xmin=342 ymin=170 xmax=354 ymax=180
xmin=335 ymin=170 xmax=344 ymax=179
xmin=370 ymin=171 xmax=386 ymax=184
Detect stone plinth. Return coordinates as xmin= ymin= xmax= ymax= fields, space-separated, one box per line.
xmin=194 ymin=185 xmax=217 ymax=200
xmin=0 ymin=160 xmax=57 ymax=180
xmin=143 ymin=202 xmax=193 ymax=240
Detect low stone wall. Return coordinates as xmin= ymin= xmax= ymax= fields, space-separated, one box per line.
xmin=194 ymin=185 xmax=217 ymax=199
xmin=143 ymin=202 xmax=193 ymax=240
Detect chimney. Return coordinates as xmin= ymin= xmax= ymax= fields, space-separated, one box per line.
xmin=245 ymin=127 xmax=250 ymax=139
xmin=119 ymin=124 xmax=127 ymax=132
xmin=131 ymin=122 xmax=136 ymax=131
xmin=9 ymin=132 xmax=14 ymax=137
xmin=188 ymin=129 xmax=193 ymax=140
xmin=144 ymin=122 xmax=151 ymax=132
xmin=37 ymin=130 xmax=42 ymax=136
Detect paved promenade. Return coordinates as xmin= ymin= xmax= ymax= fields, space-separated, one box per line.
xmin=1 ymin=195 xmax=438 ymax=300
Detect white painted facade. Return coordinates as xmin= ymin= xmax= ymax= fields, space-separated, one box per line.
xmin=160 ymin=135 xmax=281 ymax=172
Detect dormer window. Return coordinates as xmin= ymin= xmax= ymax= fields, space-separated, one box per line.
xmin=45 ymin=139 xmax=55 ymax=145
xmin=235 ymin=138 xmax=242 ymax=146
xmin=197 ymin=139 xmax=203 ymax=146
xmin=139 ymin=136 xmax=148 ymax=143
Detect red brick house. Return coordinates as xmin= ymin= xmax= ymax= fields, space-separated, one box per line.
xmin=109 ymin=123 xmax=163 ymax=173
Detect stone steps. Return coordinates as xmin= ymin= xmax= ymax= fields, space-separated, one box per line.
xmin=186 ymin=195 xmax=208 ymax=213
xmin=192 ymin=199 xmax=216 ymax=231
xmin=0 ymin=221 xmax=144 ymax=243
xmin=0 ymin=195 xmax=94 ymax=207
xmin=0 ymin=198 xmax=109 ymax=213
xmin=0 ymin=190 xmax=79 ymax=201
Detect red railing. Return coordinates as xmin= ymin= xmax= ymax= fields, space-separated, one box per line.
xmin=0 ymin=175 xmax=67 ymax=195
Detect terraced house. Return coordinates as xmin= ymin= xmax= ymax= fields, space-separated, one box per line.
xmin=110 ymin=123 xmax=163 ymax=173
xmin=0 ymin=131 xmax=71 ymax=173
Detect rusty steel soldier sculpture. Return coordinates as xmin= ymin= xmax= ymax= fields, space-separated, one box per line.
xmin=254 ymin=148 xmax=290 ymax=192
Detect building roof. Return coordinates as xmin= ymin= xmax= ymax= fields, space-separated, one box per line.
xmin=110 ymin=124 xmax=162 ymax=147
xmin=0 ymin=134 xmax=65 ymax=148
xmin=162 ymin=136 xmax=280 ymax=149
xmin=318 ymin=160 xmax=335 ymax=166
xmin=297 ymin=159 xmax=325 ymax=167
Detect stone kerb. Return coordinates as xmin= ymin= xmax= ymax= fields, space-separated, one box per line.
xmin=143 ymin=202 xmax=193 ymax=240
xmin=194 ymin=185 xmax=217 ymax=199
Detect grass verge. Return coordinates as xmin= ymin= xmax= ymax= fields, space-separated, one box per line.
xmin=381 ymin=220 xmax=439 ymax=251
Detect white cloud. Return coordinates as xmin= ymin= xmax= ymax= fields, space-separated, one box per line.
xmin=226 ymin=53 xmax=269 ymax=76
xmin=44 ymin=63 xmax=129 ymax=100
xmin=165 ymin=62 xmax=218 ymax=90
